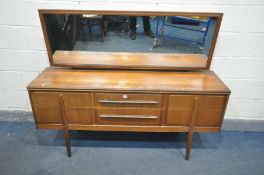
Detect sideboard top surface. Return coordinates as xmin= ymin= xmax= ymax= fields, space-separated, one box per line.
xmin=27 ymin=68 xmax=230 ymax=93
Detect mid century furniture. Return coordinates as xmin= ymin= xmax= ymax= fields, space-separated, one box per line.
xmin=27 ymin=10 xmax=230 ymax=160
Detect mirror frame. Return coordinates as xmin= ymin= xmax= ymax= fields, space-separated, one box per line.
xmin=39 ymin=9 xmax=223 ymax=70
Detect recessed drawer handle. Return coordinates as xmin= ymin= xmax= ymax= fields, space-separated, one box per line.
xmin=98 ymin=100 xmax=159 ymax=104
xmin=99 ymin=114 xmax=158 ymax=119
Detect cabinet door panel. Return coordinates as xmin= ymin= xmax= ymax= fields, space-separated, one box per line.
xmin=31 ymin=92 xmax=62 ymax=123
xmin=63 ymin=93 xmax=93 ymax=107
xmin=166 ymin=95 xmax=227 ymax=127
xmin=64 ymin=108 xmax=93 ymax=124
xmin=166 ymin=95 xmax=194 ymax=126
xmin=166 ymin=110 xmax=192 ymax=125
xmin=197 ymin=96 xmax=226 ymax=110
xmin=195 ymin=110 xmax=224 ymax=126
xmin=62 ymin=93 xmax=93 ymax=124
xmin=167 ymin=96 xmax=194 ymax=110
xmin=195 ymin=96 xmax=227 ymax=126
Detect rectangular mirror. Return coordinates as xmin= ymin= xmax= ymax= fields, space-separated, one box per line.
xmin=39 ymin=10 xmax=222 ymax=70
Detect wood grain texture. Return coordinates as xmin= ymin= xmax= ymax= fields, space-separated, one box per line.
xmin=37 ymin=123 xmax=64 ymax=129
xmin=166 ymin=95 xmax=227 ymax=127
xmin=53 ymin=51 xmax=208 ymax=70
xmin=30 ymin=92 xmax=63 ymax=123
xmin=27 ymin=68 xmax=230 ymax=94
xmin=62 ymin=93 xmax=93 ymax=124
xmin=195 ymin=95 xmax=227 ymax=126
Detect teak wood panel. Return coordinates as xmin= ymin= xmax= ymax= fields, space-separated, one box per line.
xmin=27 ymin=68 xmax=230 ymax=94
xmin=30 ymin=92 xmax=63 ymax=123
xmin=62 ymin=93 xmax=93 ymax=107
xmin=62 ymin=93 xmax=93 ymax=124
xmin=166 ymin=95 xmax=227 ymax=126
xmin=53 ymin=51 xmax=208 ymax=70
xmin=94 ymin=93 xmax=162 ymax=108
xmin=166 ymin=95 xmax=194 ymax=125
xmin=195 ymin=96 xmax=227 ymax=126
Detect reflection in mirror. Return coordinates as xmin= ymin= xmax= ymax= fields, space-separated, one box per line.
xmin=42 ymin=12 xmax=220 ymax=69
xmin=45 ymin=14 xmax=216 ymax=53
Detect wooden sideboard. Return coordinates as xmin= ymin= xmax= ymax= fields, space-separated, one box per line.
xmin=27 ymin=67 xmax=230 ymax=160
xmin=29 ymin=9 xmax=228 ymax=160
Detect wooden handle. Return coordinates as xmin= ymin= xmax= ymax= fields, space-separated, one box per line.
xmin=99 ymin=114 xmax=158 ymax=119
xmin=98 ymin=100 xmax=159 ymax=104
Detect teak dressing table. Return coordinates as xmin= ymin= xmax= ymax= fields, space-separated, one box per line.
xmin=27 ymin=10 xmax=230 ymax=160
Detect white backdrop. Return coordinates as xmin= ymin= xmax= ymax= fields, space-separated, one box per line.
xmin=0 ymin=0 xmax=264 ymax=120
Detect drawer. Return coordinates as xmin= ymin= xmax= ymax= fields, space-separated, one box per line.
xmin=95 ymin=108 xmax=161 ymax=125
xmin=94 ymin=93 xmax=162 ymax=109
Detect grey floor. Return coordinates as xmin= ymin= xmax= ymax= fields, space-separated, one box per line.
xmin=0 ymin=111 xmax=264 ymax=175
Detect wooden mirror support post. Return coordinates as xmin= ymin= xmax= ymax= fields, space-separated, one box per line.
xmin=27 ymin=9 xmax=230 ymax=160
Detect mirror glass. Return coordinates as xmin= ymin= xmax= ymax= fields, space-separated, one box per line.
xmin=42 ymin=12 xmax=220 ymax=69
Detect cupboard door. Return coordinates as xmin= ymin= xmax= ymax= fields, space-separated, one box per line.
xmin=62 ymin=93 xmax=93 ymax=124
xmin=166 ymin=95 xmax=195 ymax=126
xmin=30 ymin=92 xmax=62 ymax=123
xmin=195 ymin=96 xmax=227 ymax=126
xmin=166 ymin=95 xmax=227 ymax=127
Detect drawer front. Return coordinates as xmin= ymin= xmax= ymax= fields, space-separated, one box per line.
xmin=95 ymin=93 xmax=162 ymax=109
xmin=95 ymin=108 xmax=161 ymax=125
xmin=62 ymin=93 xmax=93 ymax=124
xmin=30 ymin=92 xmax=63 ymax=123
xmin=166 ymin=95 xmax=227 ymax=127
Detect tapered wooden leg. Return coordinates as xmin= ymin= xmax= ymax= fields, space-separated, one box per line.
xmin=186 ymin=131 xmax=193 ymax=160
xmin=64 ymin=128 xmax=71 ymax=157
